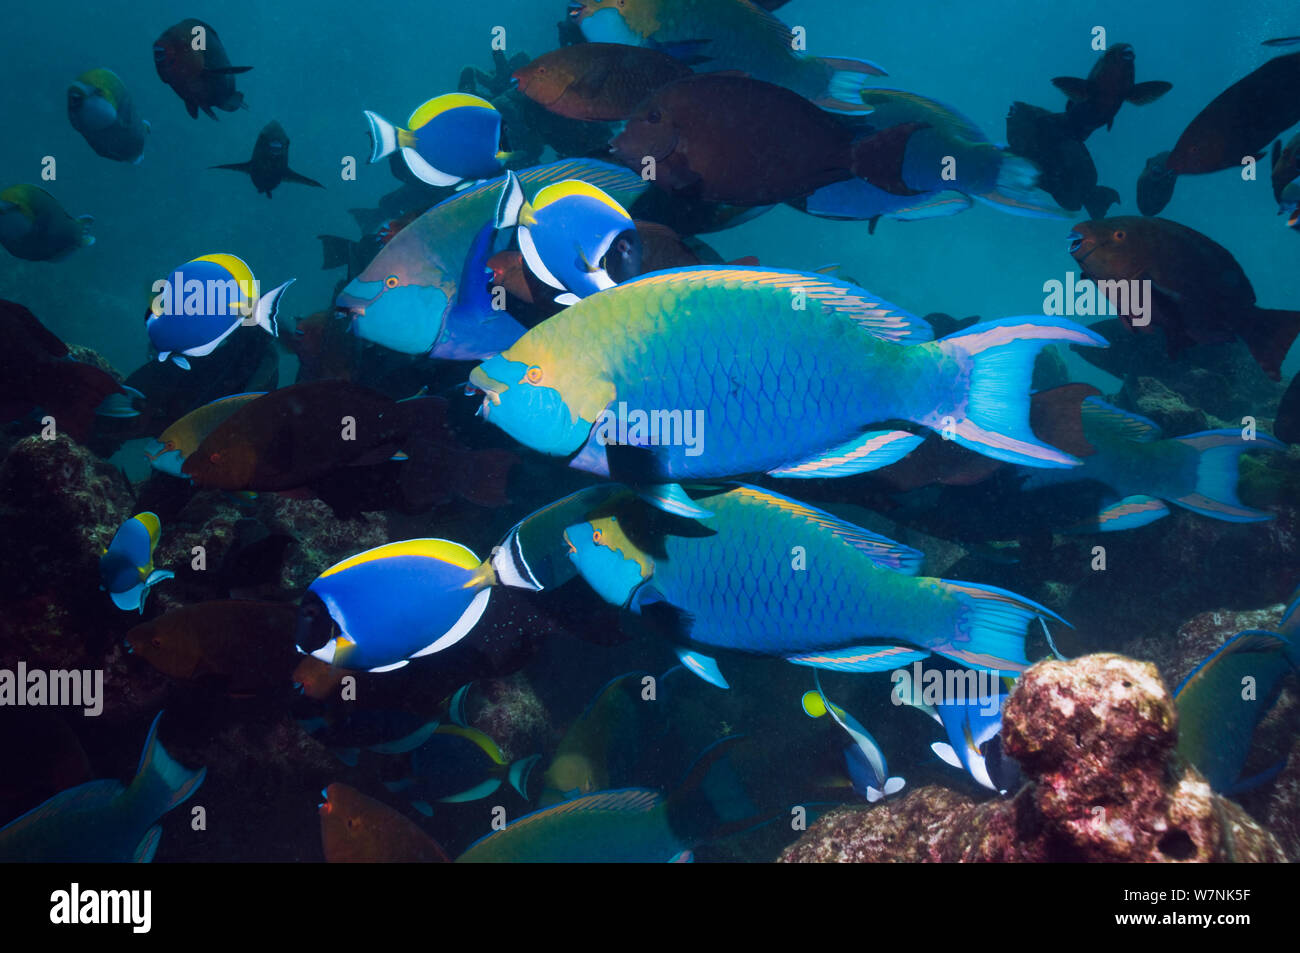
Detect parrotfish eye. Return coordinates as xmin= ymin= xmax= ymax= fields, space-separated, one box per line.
xmin=592 ymin=528 xmax=603 ymax=545
xmin=525 ymin=365 xmax=544 ymax=384
xmin=209 ymin=452 xmax=221 ymax=464
xmin=1114 ymin=230 xmax=1127 ymax=242
xmin=384 ymin=275 xmax=400 ymax=289
xmin=151 ymin=638 xmax=162 ymax=649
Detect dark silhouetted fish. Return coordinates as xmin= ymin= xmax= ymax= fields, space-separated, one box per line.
xmin=67 ymin=69 xmax=149 ymax=163
xmin=1067 ymin=216 xmax=1300 ymax=379
xmin=611 ymin=74 xmax=924 ymax=206
xmin=1005 ymin=102 xmax=1119 ymax=219
xmin=1051 ymin=43 xmax=1171 ymax=139
xmin=1166 ymin=52 xmax=1300 ymax=175
xmin=1136 ymin=150 xmax=1178 ymax=216
xmin=153 ymin=18 xmax=251 ymax=119
xmin=213 ymin=120 xmax=324 ymax=198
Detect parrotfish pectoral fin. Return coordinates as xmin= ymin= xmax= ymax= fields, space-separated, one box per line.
xmin=786 ymin=645 xmax=929 ymax=673
xmin=674 ymin=647 xmax=729 ymax=689
xmin=252 ymin=279 xmax=294 ymax=338
xmin=637 ymin=483 xmax=712 ymax=519
xmin=1065 ymin=495 xmax=1170 ymax=533
xmin=768 ymin=430 xmax=923 ymax=478
xmin=1050 ymin=76 xmax=1090 ymax=102
xmin=1127 ymin=81 xmax=1173 ymax=105
xmin=1169 ymin=430 xmax=1285 ymax=522
xmin=494 ymin=170 xmax=525 ymax=229
xmin=283 ymin=168 xmax=326 ymax=189
xmin=930 ymin=317 xmax=1106 ymax=468
xmin=434 ymin=222 xmax=527 ymax=360
xmin=363 ymin=110 xmax=398 ymax=163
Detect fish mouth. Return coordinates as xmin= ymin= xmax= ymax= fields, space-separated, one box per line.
xmin=561 ymin=528 xmax=577 ymax=555
xmin=1287 ymin=205 xmax=1300 ymax=229
xmin=1066 ymin=230 xmax=1084 ymax=254
xmin=467 ymin=367 xmax=504 ymax=418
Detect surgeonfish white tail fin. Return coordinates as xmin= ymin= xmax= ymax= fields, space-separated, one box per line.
xmin=364 ymin=110 xmax=399 ymax=164
xmin=494 ymin=170 xmax=526 ymax=230
xmin=252 ymin=278 xmax=294 ymax=338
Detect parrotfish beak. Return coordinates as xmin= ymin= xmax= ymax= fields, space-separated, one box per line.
xmin=468 ymin=355 xmax=594 ymax=456
xmin=563 ymin=523 xmax=645 ymax=608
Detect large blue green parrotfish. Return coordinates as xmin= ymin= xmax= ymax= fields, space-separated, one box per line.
xmin=561 ymin=483 xmax=1069 ymax=681
xmin=468 ymin=265 xmax=1105 ymax=518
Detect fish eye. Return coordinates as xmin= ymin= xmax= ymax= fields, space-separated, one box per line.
xmin=151 ymin=638 xmax=162 ymax=649
xmin=1114 ymin=230 xmax=1126 ymax=241
xmin=384 ymin=275 xmax=399 ymax=289
xmin=647 ymin=109 xmax=661 ymax=124
xmin=209 ymin=452 xmax=221 ymax=463
xmin=592 ymin=528 xmax=603 ymax=544
xmin=525 ymin=365 xmax=544 ymax=384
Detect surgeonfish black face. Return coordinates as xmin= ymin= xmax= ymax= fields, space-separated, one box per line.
xmin=603 ymin=229 xmax=643 ymax=285
xmin=294 ymin=591 xmax=335 ymax=655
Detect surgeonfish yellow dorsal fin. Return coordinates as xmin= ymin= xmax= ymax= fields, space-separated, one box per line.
xmin=407 ymin=92 xmax=496 ymax=129
xmin=531 ymin=180 xmax=632 ymax=222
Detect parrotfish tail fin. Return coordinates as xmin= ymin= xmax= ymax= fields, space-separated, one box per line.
xmin=127 ymin=712 xmax=206 ymax=824
xmin=77 ymin=215 xmax=95 ymax=247
xmin=364 ymin=110 xmax=399 ymax=164
xmin=212 ymin=160 xmax=253 ymax=176
xmin=1169 ymin=430 xmax=1285 ymax=522
xmin=1239 ymin=308 xmax=1300 ymax=381
xmin=508 ymin=754 xmax=542 ymax=799
xmin=252 ymin=278 xmax=294 ymax=338
xmin=814 ymin=56 xmax=889 ymax=113
xmin=974 ymin=153 xmax=1070 ymax=219
xmin=494 ymin=170 xmax=525 ymax=230
xmin=930 ymin=317 xmax=1107 ymax=467
xmin=667 ymin=736 xmax=760 ymax=846
xmin=851 ymin=121 xmax=929 ymax=196
xmin=433 ymin=221 xmax=526 ymax=360
xmin=936 ymin=580 xmax=1071 ymax=674
xmin=93 ymin=384 xmax=145 ymax=419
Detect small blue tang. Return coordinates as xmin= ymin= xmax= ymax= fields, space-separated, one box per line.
xmin=99 ymin=512 xmax=173 ymax=613
xmin=365 ymin=92 xmax=510 ymax=187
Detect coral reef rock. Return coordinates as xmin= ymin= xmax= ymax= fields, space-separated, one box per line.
xmin=779 ymin=654 xmax=1285 ymax=862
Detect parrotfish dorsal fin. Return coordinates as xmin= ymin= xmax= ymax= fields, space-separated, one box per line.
xmin=1079 ymin=396 xmax=1163 ymax=442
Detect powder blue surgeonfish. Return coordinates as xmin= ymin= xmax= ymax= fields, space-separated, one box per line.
xmin=99 ymin=512 xmax=173 ymax=612
xmin=336 ymin=159 xmax=646 ymax=360
xmin=1174 ymin=589 xmax=1300 ymax=794
xmin=0 ymin=712 xmax=205 ymax=862
xmin=801 ymin=673 xmax=903 ymax=802
xmin=146 ymin=253 xmax=292 ymax=370
xmin=1020 ymin=395 xmax=1286 ymax=531
xmin=365 ymin=93 xmax=512 ymax=188
xmin=563 ymin=484 xmax=1068 ymax=679
xmin=469 ymin=266 xmax=1104 ymax=518
xmin=496 ymin=173 xmax=641 ymax=306
xmin=295 ymin=539 xmax=498 ymax=673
